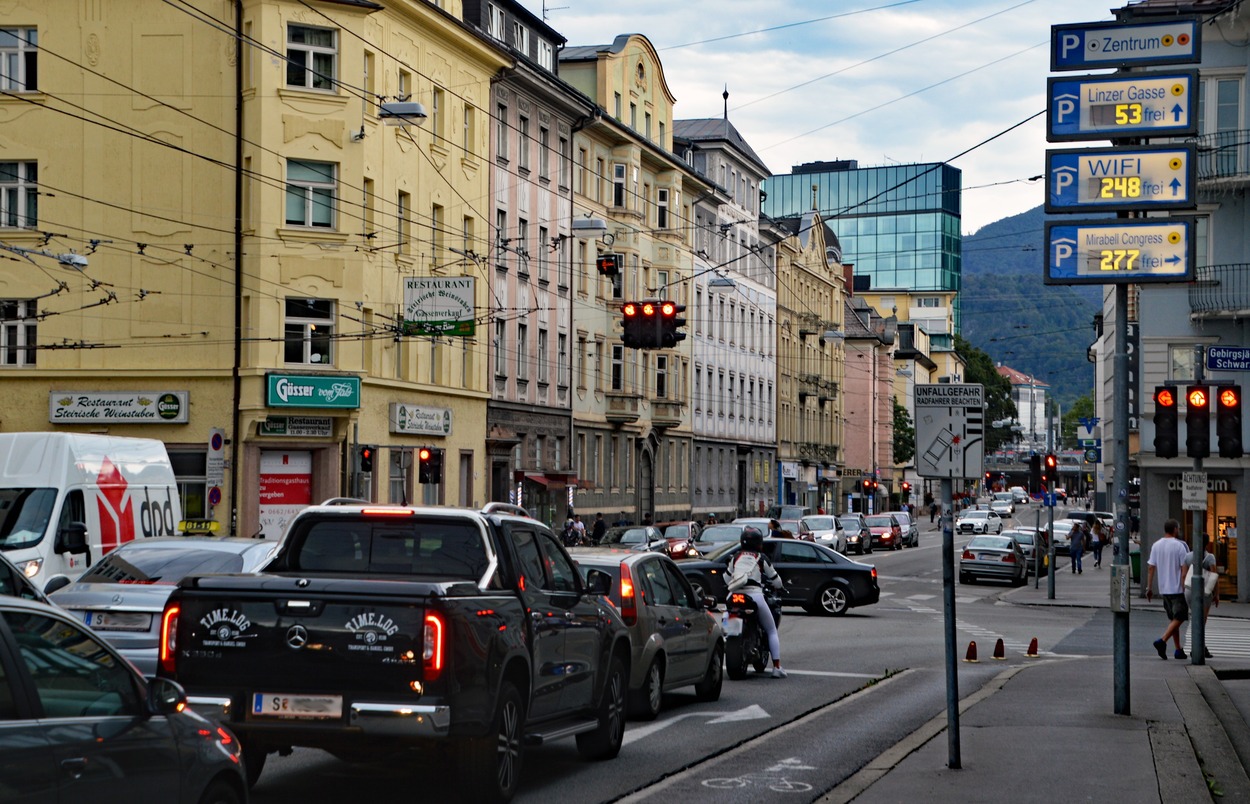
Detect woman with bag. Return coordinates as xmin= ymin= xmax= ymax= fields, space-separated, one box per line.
xmin=1183 ymin=537 xmax=1219 ymax=659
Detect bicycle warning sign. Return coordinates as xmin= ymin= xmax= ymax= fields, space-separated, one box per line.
xmin=914 ymin=384 xmax=985 ymax=480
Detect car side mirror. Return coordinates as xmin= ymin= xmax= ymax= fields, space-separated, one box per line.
xmin=702 ymin=596 xmax=718 ymax=611
xmin=43 ymin=576 xmax=72 ymax=596
xmin=55 ymin=522 xmax=89 ymax=555
xmin=585 ymin=568 xmax=612 ymax=596
xmin=147 ymin=676 xmax=188 ymax=716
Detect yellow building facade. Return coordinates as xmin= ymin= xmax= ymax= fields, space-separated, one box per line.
xmin=0 ymin=0 xmax=508 ymax=542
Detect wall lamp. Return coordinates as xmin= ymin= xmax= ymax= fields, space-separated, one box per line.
xmin=378 ymin=101 xmax=429 ymax=126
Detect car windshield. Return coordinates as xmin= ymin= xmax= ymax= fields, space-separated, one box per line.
xmin=79 ymin=547 xmax=247 ymax=584
xmin=838 ymin=517 xmax=861 ymax=530
xmin=779 ymin=520 xmax=802 ymax=532
xmin=0 ymin=488 xmax=58 ymax=552
xmin=865 ymin=516 xmax=894 ymax=528
xmin=604 ymin=527 xmax=650 ymax=545
xmin=804 ymin=517 xmax=837 ymax=530
xmin=994 ymin=493 xmax=1012 ymax=501
xmin=968 ymin=536 xmax=1014 ymax=550
xmin=291 ymin=518 xmax=488 ymax=579
xmin=662 ymin=525 xmax=689 ymax=539
xmin=962 ymin=511 xmax=989 ymax=520
xmin=1005 ymin=531 xmax=1035 ymax=546
xmin=700 ymin=525 xmax=743 ymax=543
xmin=1052 ymin=521 xmax=1075 ymax=533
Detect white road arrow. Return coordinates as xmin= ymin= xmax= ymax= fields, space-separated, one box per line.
xmin=623 ymin=704 xmax=771 ymax=745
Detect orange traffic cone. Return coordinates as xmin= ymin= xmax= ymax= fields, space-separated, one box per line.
xmin=992 ymin=638 xmax=1006 ymax=660
xmin=1025 ymin=637 xmax=1040 ymax=658
xmin=964 ymin=640 xmax=979 ymax=663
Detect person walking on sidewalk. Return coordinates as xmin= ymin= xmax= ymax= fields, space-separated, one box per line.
xmin=1069 ymin=521 xmax=1086 ymax=574
xmin=1090 ymin=520 xmax=1106 ymax=569
xmin=1147 ymin=518 xmax=1191 ymax=660
xmin=1183 ymin=537 xmax=1219 ymax=659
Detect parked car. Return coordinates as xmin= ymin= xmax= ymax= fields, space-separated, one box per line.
xmin=49 ymin=537 xmax=280 ymax=676
xmin=838 ymin=513 xmax=874 ymax=555
xmin=676 ymin=538 xmax=880 ymax=616
xmin=654 ymin=521 xmax=704 ymax=559
xmin=884 ymin=511 xmax=919 ymax=548
xmin=956 ymin=509 xmax=1004 ymax=534
xmin=1049 ymin=519 xmax=1078 ymax=550
xmin=692 ymin=523 xmax=749 ymax=554
xmin=0 ymin=549 xmax=49 ymax=603
xmin=571 ymin=550 xmax=723 ymax=720
xmin=0 ymin=596 xmax=247 ymax=803
xmin=865 ymin=514 xmax=903 ymax=550
xmin=1003 ymin=528 xmax=1049 ymax=576
xmin=802 ymin=515 xmax=847 ymax=553
xmin=959 ymin=534 xmax=1027 ymax=585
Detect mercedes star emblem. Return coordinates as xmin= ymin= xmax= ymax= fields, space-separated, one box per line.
xmin=286 ymin=624 xmax=309 ymax=649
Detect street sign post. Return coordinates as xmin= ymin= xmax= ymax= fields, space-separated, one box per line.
xmin=1047 ymin=71 xmax=1197 ymax=142
xmin=1045 ymin=144 xmax=1196 ymax=213
xmin=1051 ymin=18 xmax=1200 ymax=71
xmin=1207 ymin=346 xmax=1250 ymax=372
xmin=1044 ymin=218 xmax=1195 ymax=285
xmin=913 ymin=384 xmax=986 ymax=479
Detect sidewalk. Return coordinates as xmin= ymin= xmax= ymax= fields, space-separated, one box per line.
xmin=820 ymin=543 xmax=1250 ymax=803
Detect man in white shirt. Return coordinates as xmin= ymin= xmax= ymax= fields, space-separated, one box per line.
xmin=1146 ymin=518 xmax=1191 ymax=660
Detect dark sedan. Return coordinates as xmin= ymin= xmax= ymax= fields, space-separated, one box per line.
xmin=676 ymin=538 xmax=879 ymax=616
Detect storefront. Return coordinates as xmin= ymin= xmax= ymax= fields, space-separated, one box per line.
xmin=1142 ymin=469 xmax=1244 ymax=601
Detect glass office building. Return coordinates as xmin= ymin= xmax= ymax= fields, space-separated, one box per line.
xmin=763 ymin=160 xmax=963 ymax=331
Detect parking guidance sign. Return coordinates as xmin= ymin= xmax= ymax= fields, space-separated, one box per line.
xmin=1048 ymin=71 xmax=1197 ymax=142
xmin=1045 ymin=144 xmax=1195 ymax=213
xmin=1051 ymin=18 xmax=1200 ymax=71
xmin=915 ymin=385 xmax=985 ymax=480
xmin=1045 ymin=218 xmax=1195 ymax=285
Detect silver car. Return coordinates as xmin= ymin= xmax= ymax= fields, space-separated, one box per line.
xmin=802 ymin=515 xmax=847 ymax=553
xmin=959 ymin=534 xmax=1027 ymax=586
xmin=51 ymin=537 xmax=279 ymax=675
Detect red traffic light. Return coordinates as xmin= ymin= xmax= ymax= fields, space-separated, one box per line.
xmin=1188 ymin=387 xmax=1209 ymax=409
xmin=622 ymin=302 xmax=638 ymax=317
xmin=641 ymin=302 xmax=657 ymax=316
xmin=1157 ymin=388 xmax=1176 ymax=408
xmin=1219 ymin=387 xmax=1240 ymax=408
xmin=418 ymin=447 xmax=432 ymax=461
xmin=901 ymin=481 xmax=911 ymax=491
xmin=660 ymin=301 xmax=676 ymax=317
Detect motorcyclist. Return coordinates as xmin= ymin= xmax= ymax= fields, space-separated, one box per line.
xmin=726 ymin=526 xmax=787 ymax=678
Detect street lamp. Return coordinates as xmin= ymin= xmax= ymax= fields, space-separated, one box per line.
xmin=378 ymin=101 xmax=429 ymax=126
xmin=708 ymin=274 xmax=737 ymax=292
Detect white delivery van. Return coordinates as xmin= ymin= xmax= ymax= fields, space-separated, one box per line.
xmin=0 ymin=433 xmax=182 ymax=592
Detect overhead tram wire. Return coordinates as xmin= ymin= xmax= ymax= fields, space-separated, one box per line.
xmin=658 ymin=0 xmax=925 ymax=51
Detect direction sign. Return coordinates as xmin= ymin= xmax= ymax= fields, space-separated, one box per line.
xmin=1051 ymin=18 xmax=1200 ymax=71
xmin=1047 ymin=71 xmax=1197 ymax=142
xmin=1045 ymin=144 xmax=1196 ymax=213
xmin=1044 ymin=218 xmax=1195 ymax=285
xmin=914 ymin=384 xmax=985 ymax=479
xmin=1207 ymin=346 xmax=1250 ymax=372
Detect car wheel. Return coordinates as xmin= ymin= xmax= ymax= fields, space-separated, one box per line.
xmin=814 ymin=583 xmax=849 ymax=616
xmin=456 ymin=680 xmax=525 ymax=803
xmin=694 ymin=643 xmax=724 ymax=702
xmin=242 ymin=745 xmax=268 ymax=789
xmin=576 ymin=655 xmax=626 ymax=760
xmin=198 ymin=780 xmax=243 ymax=804
xmin=630 ymin=658 xmax=664 ymax=721
xmin=687 ymin=577 xmax=707 ymax=601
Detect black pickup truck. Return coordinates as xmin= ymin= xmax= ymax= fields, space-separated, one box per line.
xmin=157 ymin=503 xmax=632 ymax=802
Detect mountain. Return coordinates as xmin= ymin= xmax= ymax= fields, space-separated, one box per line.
xmin=960 ymin=205 xmax=1098 ymax=410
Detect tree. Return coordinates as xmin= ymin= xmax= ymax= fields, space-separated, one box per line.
xmin=955 ymin=334 xmax=1018 ymax=453
xmin=893 ymin=396 xmax=915 ymax=466
xmin=1061 ymin=393 xmax=1095 ymax=450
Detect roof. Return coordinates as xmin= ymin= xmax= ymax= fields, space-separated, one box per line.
xmin=672 ymin=118 xmax=771 ymax=175
xmin=995 ymin=365 xmax=1050 ymax=388
xmin=1120 ymin=0 xmax=1240 ymax=14
xmin=560 ymin=34 xmax=637 ymax=62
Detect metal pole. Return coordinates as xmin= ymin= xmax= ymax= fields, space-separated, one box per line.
xmin=941 ymin=477 xmax=960 ymax=769
xmin=1191 ymin=345 xmax=1206 ymax=666
xmin=1113 ymin=285 xmax=1131 ymax=715
xmin=1034 ymin=507 xmax=1041 ymax=588
xmin=1047 ymin=400 xmax=1057 ymax=599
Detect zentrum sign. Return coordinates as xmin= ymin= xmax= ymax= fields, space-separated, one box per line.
xmin=266 ymin=374 xmax=361 ymax=409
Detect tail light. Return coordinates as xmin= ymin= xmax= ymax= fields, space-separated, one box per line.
xmin=871 ymin=567 xmax=878 ymax=581
xmin=729 ymin=593 xmax=748 ymax=605
xmin=423 ymin=613 xmax=444 ymax=680
xmin=159 ymin=604 xmax=180 ymax=674
xmin=1002 ymin=553 xmax=1017 ymax=563
xmin=961 ymin=550 xmax=975 ymax=560
xmin=619 ymin=564 xmax=637 ymax=625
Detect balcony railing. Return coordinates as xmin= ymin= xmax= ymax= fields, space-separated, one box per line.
xmin=1190 ymin=130 xmax=1250 ymax=183
xmin=1190 ymin=263 xmax=1250 ymax=318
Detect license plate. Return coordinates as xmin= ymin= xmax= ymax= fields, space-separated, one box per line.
xmin=723 ymin=615 xmax=743 ymax=636
xmin=84 ymin=611 xmax=153 ymax=632
xmin=252 ymin=693 xmax=343 ymax=719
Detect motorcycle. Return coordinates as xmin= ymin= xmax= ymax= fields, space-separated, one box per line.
xmin=722 ymin=587 xmax=783 ymax=680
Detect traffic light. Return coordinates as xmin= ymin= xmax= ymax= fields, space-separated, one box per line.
xmin=1217 ymin=385 xmax=1243 ymax=458
xmin=985 ymin=471 xmax=992 ymax=487
xmin=596 ymin=253 xmax=620 ymax=277
xmin=1029 ymin=454 xmax=1042 ymax=489
xmin=621 ymin=302 xmax=653 ymax=349
xmin=1044 ymin=453 xmax=1057 ymax=484
xmin=1186 ymin=384 xmax=1211 ymax=458
xmin=1154 ymin=385 xmax=1179 ymax=458
xmin=358 ymin=445 xmax=375 ymax=473
xmin=658 ymin=301 xmax=687 ymax=347
xmin=418 ymin=447 xmax=433 ymax=483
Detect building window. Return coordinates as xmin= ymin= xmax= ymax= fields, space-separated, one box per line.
xmin=557 ymin=333 xmax=568 ymax=387
xmin=1169 ymin=345 xmax=1196 ymax=382
xmin=284 ymin=298 xmax=334 ymax=365
xmin=595 ymin=158 xmax=605 ymax=203
xmin=629 ymin=102 xmax=637 ymax=129
xmin=538 ymin=328 xmax=548 ymax=384
xmin=575 ymin=147 xmax=587 ymax=194
xmin=518 ymin=116 xmax=530 ymax=170
xmin=539 ymin=126 xmax=550 ymax=179
xmin=286 ymin=25 xmax=336 ymax=90
xmin=537 ymin=225 xmax=548 ymax=283
xmin=487 ymin=4 xmax=504 ymax=39
xmin=656 ymin=270 xmax=669 ymax=299
xmin=558 ymin=136 xmax=570 ymax=188
xmin=577 ymin=336 xmax=587 ymax=388
xmin=645 ymin=112 xmax=651 ymax=139
xmin=463 ymin=105 xmax=475 ymax=153
xmin=516 ymin=323 xmax=528 ymax=380
xmin=538 ymin=40 xmax=554 ymax=71
xmin=0 ymin=28 xmax=37 ymax=91
xmin=285 ymin=160 xmax=336 ymax=228
xmin=495 ymin=319 xmax=507 ymax=376
xmin=431 ymin=87 xmax=444 ymax=137
xmin=512 ymin=21 xmax=529 ymax=54
xmin=496 ymin=104 xmax=508 ymax=160
xmin=0 ymin=299 xmax=36 ymax=366
xmin=517 ymin=218 xmax=529 ymax=277
xmin=614 ymin=92 xmax=622 ymax=119
xmin=613 ymin=163 xmax=626 ymax=207
xmin=166 ymin=451 xmax=209 ymax=519
xmin=388 ymin=448 xmax=414 ymax=505
xmin=611 ymin=344 xmax=624 ymax=391
xmin=431 ymin=203 xmax=444 ymax=262
xmin=657 ymin=188 xmax=669 ymax=229
xmin=659 ymin=120 xmax=665 ymax=143
xmin=0 ymin=162 xmax=37 ymax=228
xmin=656 ymin=355 xmax=668 ymax=399
xmin=397 ymin=191 xmax=410 ymax=255
xmin=398 ymin=69 xmax=410 ymax=102
xmin=495 ymin=209 xmax=508 ymax=268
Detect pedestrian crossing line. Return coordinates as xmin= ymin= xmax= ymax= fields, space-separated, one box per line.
xmin=1182 ymin=618 xmax=1250 ymax=660
xmin=878 ymin=591 xmax=895 ymax=598
xmin=905 ymin=594 xmax=937 ymax=601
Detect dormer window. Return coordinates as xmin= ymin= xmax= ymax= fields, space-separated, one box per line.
xmin=636 ymin=62 xmax=645 ymax=82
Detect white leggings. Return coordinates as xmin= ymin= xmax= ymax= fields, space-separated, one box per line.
xmin=743 ymin=586 xmax=781 ymax=662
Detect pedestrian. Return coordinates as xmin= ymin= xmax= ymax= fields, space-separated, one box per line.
xmin=1182 ymin=536 xmax=1219 ymax=659
xmin=768 ymin=519 xmax=786 ymax=538
xmin=1090 ymin=520 xmax=1105 ymax=569
xmin=572 ymin=514 xmax=587 ymax=545
xmin=560 ymin=518 xmax=578 ymax=547
xmin=1146 ymin=518 xmax=1191 ymax=660
xmin=706 ymin=513 xmax=718 ymax=526
xmin=930 ymin=501 xmax=938 ymax=524
xmin=592 ymin=513 xmax=607 ymax=545
xmin=1069 ymin=520 xmax=1086 ymax=574
xmin=642 ymin=512 xmax=653 ymax=526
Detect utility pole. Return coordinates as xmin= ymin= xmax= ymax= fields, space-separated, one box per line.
xmin=1112 ymin=285 xmax=1130 ymax=714
xmin=1190 ymin=344 xmax=1208 ymax=666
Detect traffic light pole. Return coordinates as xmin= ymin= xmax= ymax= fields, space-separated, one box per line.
xmin=1113 ymin=285 xmax=1130 ymax=715
xmin=940 ymin=476 xmax=960 ymax=769
xmin=1190 ymin=345 xmax=1207 ymax=667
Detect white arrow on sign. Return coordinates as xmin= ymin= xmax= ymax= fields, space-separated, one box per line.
xmin=623 ymin=704 xmax=770 ymax=745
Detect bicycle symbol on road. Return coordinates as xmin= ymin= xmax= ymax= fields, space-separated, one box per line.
xmin=702 ymin=757 xmax=815 ymax=793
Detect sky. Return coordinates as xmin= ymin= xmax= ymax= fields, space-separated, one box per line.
xmin=516 ymin=0 xmax=1116 ymax=235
